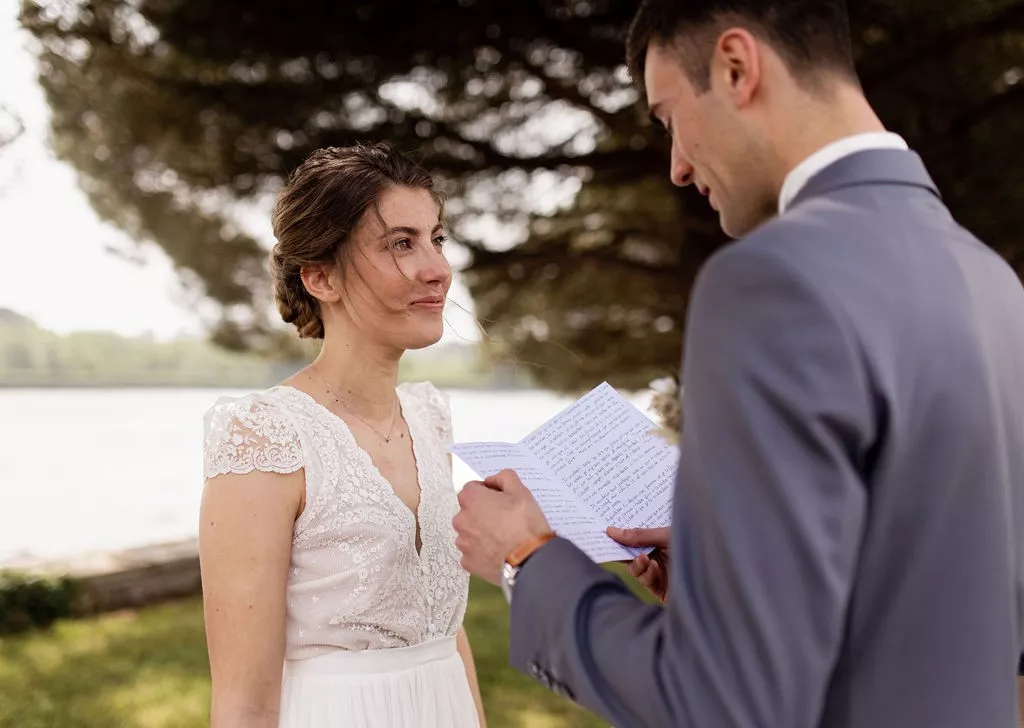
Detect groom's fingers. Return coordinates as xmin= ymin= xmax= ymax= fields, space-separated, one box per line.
xmin=627 ymin=554 xmax=650 ymax=577
xmin=460 ymin=475 xmax=512 ymax=497
xmin=483 ymin=469 xmax=523 ymax=493
xmin=637 ymin=562 xmax=664 ymax=594
xmin=457 ymin=481 xmax=497 ymax=508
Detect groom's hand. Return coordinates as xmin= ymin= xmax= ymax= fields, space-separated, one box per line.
xmin=608 ymin=526 xmax=671 ymax=603
xmin=453 ymin=469 xmax=553 ymax=587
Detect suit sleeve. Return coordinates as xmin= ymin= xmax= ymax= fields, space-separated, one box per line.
xmin=508 ymin=243 xmax=877 ymax=727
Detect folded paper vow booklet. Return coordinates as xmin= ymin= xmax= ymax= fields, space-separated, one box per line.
xmin=452 ymin=382 xmax=678 ymax=563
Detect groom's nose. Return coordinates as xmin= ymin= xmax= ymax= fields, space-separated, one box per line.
xmin=670 ymin=145 xmax=694 ymax=187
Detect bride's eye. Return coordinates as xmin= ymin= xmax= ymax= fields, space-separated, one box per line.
xmin=390 ymin=238 xmax=413 ymax=252
xmin=432 ymin=234 xmax=448 ymax=249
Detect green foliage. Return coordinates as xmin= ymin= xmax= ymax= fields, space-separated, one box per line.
xmin=19 ymin=0 xmax=1024 ymax=390
xmin=0 ymin=571 xmax=77 ymax=635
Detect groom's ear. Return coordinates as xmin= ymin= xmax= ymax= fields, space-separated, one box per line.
xmin=713 ymin=28 xmax=761 ymax=108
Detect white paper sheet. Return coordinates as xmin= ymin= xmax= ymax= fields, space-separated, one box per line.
xmin=453 ymin=383 xmax=678 ymax=563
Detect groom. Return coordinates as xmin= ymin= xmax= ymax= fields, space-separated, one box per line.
xmin=453 ymin=1 xmax=1024 ymax=726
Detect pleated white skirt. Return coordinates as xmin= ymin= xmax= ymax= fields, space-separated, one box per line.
xmin=278 ymin=636 xmax=480 ymax=727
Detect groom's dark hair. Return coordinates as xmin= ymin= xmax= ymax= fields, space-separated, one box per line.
xmin=627 ymin=0 xmax=858 ymax=97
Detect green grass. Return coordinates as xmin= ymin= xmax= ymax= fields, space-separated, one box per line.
xmin=0 ymin=597 xmax=210 ymax=728
xmin=0 ymin=573 xmax=652 ymax=728
xmin=461 ymin=579 xmax=611 ymax=728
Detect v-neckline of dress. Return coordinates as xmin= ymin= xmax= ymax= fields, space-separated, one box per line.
xmin=275 ymin=384 xmax=427 ymax=560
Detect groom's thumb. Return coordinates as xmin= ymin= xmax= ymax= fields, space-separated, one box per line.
xmin=608 ymin=526 xmax=667 ymax=547
xmin=607 ymin=526 xmax=640 ymax=544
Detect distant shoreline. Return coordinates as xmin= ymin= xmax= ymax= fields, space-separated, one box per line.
xmin=0 ymin=310 xmax=533 ymax=392
xmin=0 ymin=381 xmax=536 ymax=392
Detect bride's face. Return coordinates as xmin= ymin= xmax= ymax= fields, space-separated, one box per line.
xmin=335 ymin=185 xmax=452 ymax=351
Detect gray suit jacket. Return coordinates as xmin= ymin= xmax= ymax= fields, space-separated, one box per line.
xmin=510 ymin=149 xmax=1024 ymax=727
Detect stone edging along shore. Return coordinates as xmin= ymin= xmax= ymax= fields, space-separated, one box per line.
xmin=1 ymin=538 xmax=202 ymax=616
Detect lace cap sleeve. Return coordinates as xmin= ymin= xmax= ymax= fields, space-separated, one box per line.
xmin=202 ymin=394 xmax=304 ymax=479
xmin=401 ymin=381 xmax=453 ymax=447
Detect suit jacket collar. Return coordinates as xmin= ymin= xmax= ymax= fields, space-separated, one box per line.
xmin=788 ymin=149 xmax=941 ymax=211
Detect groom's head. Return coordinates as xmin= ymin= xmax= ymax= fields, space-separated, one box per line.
xmin=627 ymin=0 xmax=862 ymax=237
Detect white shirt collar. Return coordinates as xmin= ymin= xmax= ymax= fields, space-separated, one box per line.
xmin=778 ymin=132 xmax=909 ymax=215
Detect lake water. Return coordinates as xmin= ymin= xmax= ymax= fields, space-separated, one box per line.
xmin=0 ymin=386 xmax=653 ymax=563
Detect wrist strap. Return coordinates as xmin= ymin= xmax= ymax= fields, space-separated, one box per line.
xmin=506 ymin=531 xmax=558 ymax=567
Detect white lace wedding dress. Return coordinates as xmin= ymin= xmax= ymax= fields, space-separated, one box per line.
xmin=202 ymin=382 xmax=478 ymax=727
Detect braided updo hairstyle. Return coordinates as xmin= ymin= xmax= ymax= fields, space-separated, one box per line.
xmin=270 ymin=142 xmax=442 ymax=339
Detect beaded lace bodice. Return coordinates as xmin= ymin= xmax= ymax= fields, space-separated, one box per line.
xmin=202 ymin=382 xmax=469 ymax=659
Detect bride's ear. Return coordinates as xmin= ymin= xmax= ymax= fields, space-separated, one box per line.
xmin=301 ymin=263 xmax=343 ymax=305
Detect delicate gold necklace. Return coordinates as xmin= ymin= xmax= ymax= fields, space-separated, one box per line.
xmin=308 ymin=366 xmax=399 ymax=444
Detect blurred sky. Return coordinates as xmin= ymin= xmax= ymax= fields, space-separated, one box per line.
xmin=0 ymin=0 xmax=479 ymax=343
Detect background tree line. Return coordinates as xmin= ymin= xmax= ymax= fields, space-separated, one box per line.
xmin=19 ymin=0 xmax=1024 ymax=390
xmin=0 ymin=308 xmax=498 ymax=388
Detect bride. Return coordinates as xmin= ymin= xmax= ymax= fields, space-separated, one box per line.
xmin=199 ymin=142 xmax=485 ymax=727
